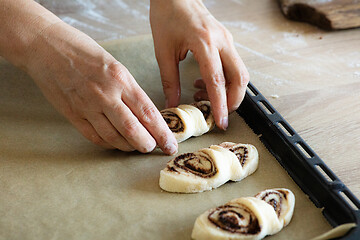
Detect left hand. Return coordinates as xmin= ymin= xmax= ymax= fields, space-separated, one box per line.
xmin=150 ymin=0 xmax=249 ymax=130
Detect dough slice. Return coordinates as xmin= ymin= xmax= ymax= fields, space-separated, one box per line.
xmin=191 ymin=101 xmax=215 ymax=130
xmin=215 ymin=142 xmax=259 ymax=181
xmin=255 ymin=188 xmax=295 ymax=227
xmin=160 ymin=107 xmax=194 ymax=143
xmin=178 ymin=104 xmax=209 ymax=136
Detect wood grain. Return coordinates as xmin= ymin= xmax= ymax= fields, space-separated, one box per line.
xmin=278 ymin=0 xmax=360 ymax=30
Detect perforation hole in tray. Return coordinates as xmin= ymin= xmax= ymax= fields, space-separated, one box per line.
xmin=258 ymin=100 xmax=275 ymax=115
xmin=295 ymin=142 xmax=314 ymax=159
xmin=277 ymin=121 xmax=294 ymax=137
xmin=339 ymin=191 xmax=360 ymax=211
xmin=247 ymin=85 xmax=258 ymax=96
xmin=315 ymin=164 xmax=334 ymax=182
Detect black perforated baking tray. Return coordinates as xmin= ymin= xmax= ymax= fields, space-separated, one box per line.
xmin=237 ymin=82 xmax=360 ymax=239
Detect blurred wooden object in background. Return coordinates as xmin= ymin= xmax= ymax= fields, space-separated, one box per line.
xmin=278 ymin=0 xmax=360 ymax=30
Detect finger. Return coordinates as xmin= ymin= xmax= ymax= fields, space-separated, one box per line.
xmin=104 ymin=100 xmax=157 ymax=154
xmin=194 ymin=89 xmax=209 ymax=102
xmin=220 ymin=46 xmax=250 ymax=113
xmin=194 ymin=46 xmax=228 ymax=130
xmin=85 ymin=112 xmax=135 ymax=152
xmin=156 ymin=49 xmax=181 ymax=108
xmin=194 ymin=78 xmax=206 ymax=90
xmin=70 ymin=118 xmax=115 ymax=149
xmin=122 ymin=82 xmax=178 ymax=155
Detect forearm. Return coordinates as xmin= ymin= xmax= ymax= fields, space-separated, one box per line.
xmin=0 ymin=0 xmax=61 ymax=68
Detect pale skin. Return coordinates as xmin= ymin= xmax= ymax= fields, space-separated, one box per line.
xmin=0 ymin=0 xmax=249 ymax=155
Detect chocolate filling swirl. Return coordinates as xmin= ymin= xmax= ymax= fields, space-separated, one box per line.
xmin=191 ymin=102 xmax=212 ymax=121
xmin=255 ymin=190 xmax=287 ymax=217
xmin=161 ymin=110 xmax=184 ymax=133
xmin=220 ymin=143 xmax=249 ymax=167
xmin=208 ymin=204 xmax=261 ymax=234
xmin=173 ymin=152 xmax=217 ymax=178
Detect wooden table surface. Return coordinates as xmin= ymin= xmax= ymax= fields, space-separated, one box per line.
xmin=34 ymin=0 xmax=360 ymax=199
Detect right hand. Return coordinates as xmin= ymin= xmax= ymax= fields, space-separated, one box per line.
xmin=22 ymin=21 xmax=178 ymax=155
xmin=150 ymin=0 xmax=250 ymax=131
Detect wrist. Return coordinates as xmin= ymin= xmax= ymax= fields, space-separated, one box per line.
xmin=150 ymin=0 xmax=207 ymax=19
xmin=150 ymin=0 xmax=204 ymax=12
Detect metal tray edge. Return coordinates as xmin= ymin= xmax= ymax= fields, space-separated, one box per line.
xmin=236 ymin=82 xmax=360 ymax=239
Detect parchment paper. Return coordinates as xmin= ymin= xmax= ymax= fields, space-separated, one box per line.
xmin=0 ymin=35 xmax=336 ymax=239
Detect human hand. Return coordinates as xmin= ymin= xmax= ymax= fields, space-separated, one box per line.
xmin=21 ymin=21 xmax=178 ymax=154
xmin=150 ymin=0 xmax=249 ymax=130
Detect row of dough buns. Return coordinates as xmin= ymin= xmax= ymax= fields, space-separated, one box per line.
xmin=160 ymin=101 xmax=215 ymax=143
xmin=159 ymin=142 xmax=259 ymax=193
xmin=192 ymin=188 xmax=295 ymax=240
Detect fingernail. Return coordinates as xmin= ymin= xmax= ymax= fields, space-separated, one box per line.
xmin=144 ymin=141 xmax=156 ymax=153
xmin=221 ymin=116 xmax=228 ymax=130
xmin=164 ymin=142 xmax=178 ymax=155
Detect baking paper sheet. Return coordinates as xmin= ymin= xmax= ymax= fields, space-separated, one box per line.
xmin=0 ymin=35 xmax=337 ymax=239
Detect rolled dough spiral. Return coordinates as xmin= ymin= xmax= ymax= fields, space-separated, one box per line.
xmin=192 ymin=188 xmax=295 ymax=240
xmin=159 ymin=142 xmax=258 ymax=193
xmin=254 ymin=188 xmax=295 ymax=227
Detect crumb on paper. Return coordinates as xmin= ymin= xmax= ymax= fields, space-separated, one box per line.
xmin=271 ymin=94 xmax=280 ymax=99
xmin=319 ymin=36 xmax=323 ymax=40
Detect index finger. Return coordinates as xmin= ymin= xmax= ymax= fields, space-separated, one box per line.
xmin=193 ymin=45 xmax=228 ymax=130
xmin=122 ymin=79 xmax=178 ymax=155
